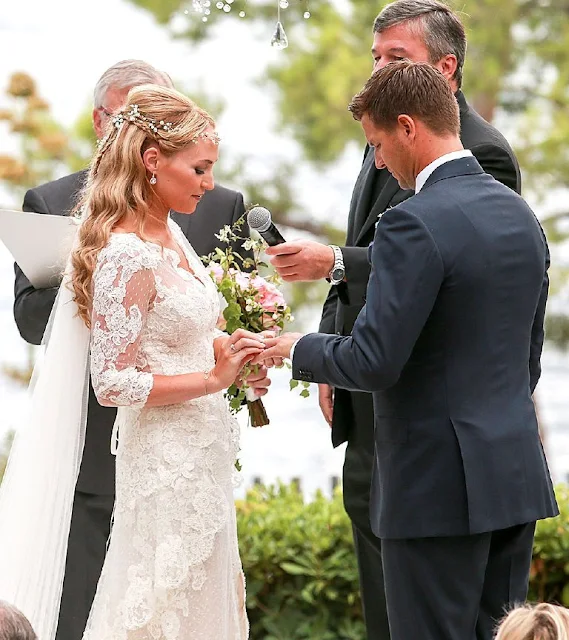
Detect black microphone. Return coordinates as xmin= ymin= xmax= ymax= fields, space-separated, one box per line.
xmin=247 ymin=206 xmax=286 ymax=247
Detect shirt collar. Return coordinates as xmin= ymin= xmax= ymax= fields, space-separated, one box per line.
xmin=415 ymin=149 xmax=473 ymax=193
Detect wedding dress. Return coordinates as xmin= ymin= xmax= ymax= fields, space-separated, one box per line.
xmin=82 ymin=218 xmax=248 ymax=640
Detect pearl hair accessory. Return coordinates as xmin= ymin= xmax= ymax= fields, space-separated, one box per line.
xmin=107 ymin=104 xmax=221 ymax=145
xmin=112 ymin=104 xmax=174 ymax=134
xmin=94 ymin=105 xmax=221 ymax=174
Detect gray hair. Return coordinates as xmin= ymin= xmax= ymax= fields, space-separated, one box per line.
xmin=93 ymin=59 xmax=174 ymax=108
xmin=373 ymin=0 xmax=466 ymax=88
xmin=0 ymin=601 xmax=37 ymax=640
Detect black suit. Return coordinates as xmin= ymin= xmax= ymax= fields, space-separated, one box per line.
xmin=13 ymin=169 xmax=250 ymax=640
xmin=318 ymin=91 xmax=522 ymax=639
xmin=297 ymin=156 xmax=558 ymax=639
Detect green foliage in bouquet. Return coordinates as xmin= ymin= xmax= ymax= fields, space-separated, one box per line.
xmin=237 ymin=483 xmax=366 ymax=640
xmin=203 ymin=215 xmax=310 ymax=424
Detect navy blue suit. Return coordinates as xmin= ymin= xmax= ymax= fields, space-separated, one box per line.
xmin=293 ymin=157 xmax=558 ymax=639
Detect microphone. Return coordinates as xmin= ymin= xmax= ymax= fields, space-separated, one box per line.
xmin=247 ymin=206 xmax=286 ymax=247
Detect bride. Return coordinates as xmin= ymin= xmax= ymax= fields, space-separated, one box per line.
xmin=0 ymin=85 xmax=268 ymax=639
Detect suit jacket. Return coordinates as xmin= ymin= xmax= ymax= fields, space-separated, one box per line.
xmin=295 ymin=157 xmax=558 ymax=539
xmin=13 ymin=169 xmax=250 ymax=495
xmin=321 ymin=90 xmax=522 ymax=448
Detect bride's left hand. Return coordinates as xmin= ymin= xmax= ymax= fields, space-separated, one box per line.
xmin=213 ymin=330 xmax=264 ymax=363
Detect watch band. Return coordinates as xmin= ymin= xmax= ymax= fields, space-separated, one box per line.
xmin=328 ymin=244 xmax=345 ymax=285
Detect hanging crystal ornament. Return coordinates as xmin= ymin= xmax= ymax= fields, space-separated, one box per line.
xmin=192 ymin=0 xmax=206 ymax=12
xmin=279 ymin=0 xmax=289 ymax=8
xmin=239 ymin=10 xmax=246 ymax=17
xmin=271 ymin=21 xmax=288 ymax=48
xmin=271 ymin=0 xmax=289 ymax=49
xmin=304 ymin=11 xmax=311 ymax=19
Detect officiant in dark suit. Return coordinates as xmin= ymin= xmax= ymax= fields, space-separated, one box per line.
xmin=260 ymin=60 xmax=558 ymax=640
xmin=12 ymin=59 xmax=256 ymax=640
xmin=267 ymin=2 xmax=522 ymax=637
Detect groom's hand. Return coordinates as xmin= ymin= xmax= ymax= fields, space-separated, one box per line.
xmin=253 ymin=332 xmax=304 ymax=364
xmin=318 ymin=384 xmax=334 ymax=427
xmin=266 ymin=241 xmax=334 ymax=282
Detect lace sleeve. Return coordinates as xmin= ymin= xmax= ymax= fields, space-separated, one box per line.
xmin=90 ymin=242 xmax=156 ymax=408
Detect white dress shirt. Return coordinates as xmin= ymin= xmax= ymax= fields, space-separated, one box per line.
xmin=414 ymin=149 xmax=473 ymax=193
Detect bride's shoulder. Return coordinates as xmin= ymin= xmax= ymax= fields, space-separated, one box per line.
xmin=97 ymin=232 xmax=159 ymax=271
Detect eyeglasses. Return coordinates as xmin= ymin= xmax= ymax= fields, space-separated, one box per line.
xmin=96 ymin=106 xmax=113 ymax=118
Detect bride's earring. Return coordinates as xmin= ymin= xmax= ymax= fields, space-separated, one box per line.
xmin=149 ymin=173 xmax=157 ymax=185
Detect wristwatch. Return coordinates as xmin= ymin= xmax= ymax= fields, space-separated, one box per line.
xmin=328 ymin=245 xmax=346 ymax=286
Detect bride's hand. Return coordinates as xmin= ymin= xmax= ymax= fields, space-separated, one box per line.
xmin=210 ymin=329 xmax=266 ymax=392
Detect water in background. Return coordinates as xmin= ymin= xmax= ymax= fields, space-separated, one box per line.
xmin=0 ymin=242 xmax=567 ymax=498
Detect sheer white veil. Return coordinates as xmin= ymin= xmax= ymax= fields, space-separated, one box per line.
xmin=0 ymin=257 xmax=90 ymax=639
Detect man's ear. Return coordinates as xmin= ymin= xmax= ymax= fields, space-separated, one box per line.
xmin=398 ymin=114 xmax=416 ymax=141
xmin=92 ymin=109 xmax=104 ymax=140
xmin=142 ymin=144 xmax=160 ymax=174
xmin=436 ymin=54 xmax=458 ymax=89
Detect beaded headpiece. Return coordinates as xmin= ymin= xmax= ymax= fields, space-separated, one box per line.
xmin=112 ymin=103 xmax=174 ymax=134
xmin=109 ymin=103 xmax=220 ymax=145
xmin=94 ymin=104 xmax=220 ymax=174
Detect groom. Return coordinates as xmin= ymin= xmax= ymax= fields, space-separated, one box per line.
xmin=260 ymin=61 xmax=558 ymax=640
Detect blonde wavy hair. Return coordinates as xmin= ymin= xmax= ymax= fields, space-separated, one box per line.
xmin=495 ymin=603 xmax=569 ymax=640
xmin=70 ymin=84 xmax=215 ymax=327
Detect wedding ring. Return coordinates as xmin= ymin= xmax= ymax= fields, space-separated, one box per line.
xmin=230 ymin=343 xmax=236 ymax=352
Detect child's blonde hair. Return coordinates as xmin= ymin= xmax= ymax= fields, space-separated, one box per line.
xmin=495 ymin=603 xmax=569 ymax=640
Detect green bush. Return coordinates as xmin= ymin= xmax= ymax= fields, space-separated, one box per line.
xmin=530 ymin=484 xmax=569 ymax=605
xmin=238 ymin=483 xmax=569 ymax=639
xmin=237 ymin=483 xmax=365 ymax=640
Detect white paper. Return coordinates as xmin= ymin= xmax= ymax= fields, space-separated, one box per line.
xmin=0 ymin=209 xmax=79 ymax=288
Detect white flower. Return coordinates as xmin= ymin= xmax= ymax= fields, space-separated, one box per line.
xmin=242 ymin=238 xmax=257 ymax=251
xmin=215 ymin=225 xmax=233 ymax=243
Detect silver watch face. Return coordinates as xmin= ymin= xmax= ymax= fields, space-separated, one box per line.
xmin=331 ymin=267 xmax=345 ymax=282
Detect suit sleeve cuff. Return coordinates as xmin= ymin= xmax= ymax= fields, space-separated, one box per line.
xmin=289 ymin=336 xmax=304 ymax=363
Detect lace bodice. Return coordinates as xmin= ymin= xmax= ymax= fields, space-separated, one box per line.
xmin=90 ymin=222 xmax=221 ymax=408
xmin=83 ymin=219 xmax=248 ymax=640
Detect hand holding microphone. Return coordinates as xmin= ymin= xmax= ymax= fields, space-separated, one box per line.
xmin=247 ymin=206 xmax=339 ymax=283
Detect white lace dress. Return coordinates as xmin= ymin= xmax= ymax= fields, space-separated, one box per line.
xmin=82 ymin=219 xmax=248 ymax=640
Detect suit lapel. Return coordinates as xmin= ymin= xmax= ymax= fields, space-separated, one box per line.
xmin=346 ymin=149 xmax=375 ymax=244
xmin=355 ymin=175 xmax=401 ymax=245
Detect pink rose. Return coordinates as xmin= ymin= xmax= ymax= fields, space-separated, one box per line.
xmin=207 ymin=262 xmax=224 ymax=282
xmin=252 ymin=277 xmax=286 ymax=312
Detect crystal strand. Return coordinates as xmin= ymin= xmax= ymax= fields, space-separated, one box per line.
xmin=271 ymin=0 xmax=289 ymax=49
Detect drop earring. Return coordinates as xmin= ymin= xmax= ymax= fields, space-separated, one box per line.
xmin=149 ymin=173 xmax=157 ymax=185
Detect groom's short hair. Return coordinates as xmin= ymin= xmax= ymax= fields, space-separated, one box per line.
xmin=348 ymin=60 xmax=460 ymax=136
xmin=0 ymin=601 xmax=37 ymax=640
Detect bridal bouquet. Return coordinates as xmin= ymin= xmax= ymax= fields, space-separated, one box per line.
xmin=204 ymin=216 xmax=307 ymax=427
